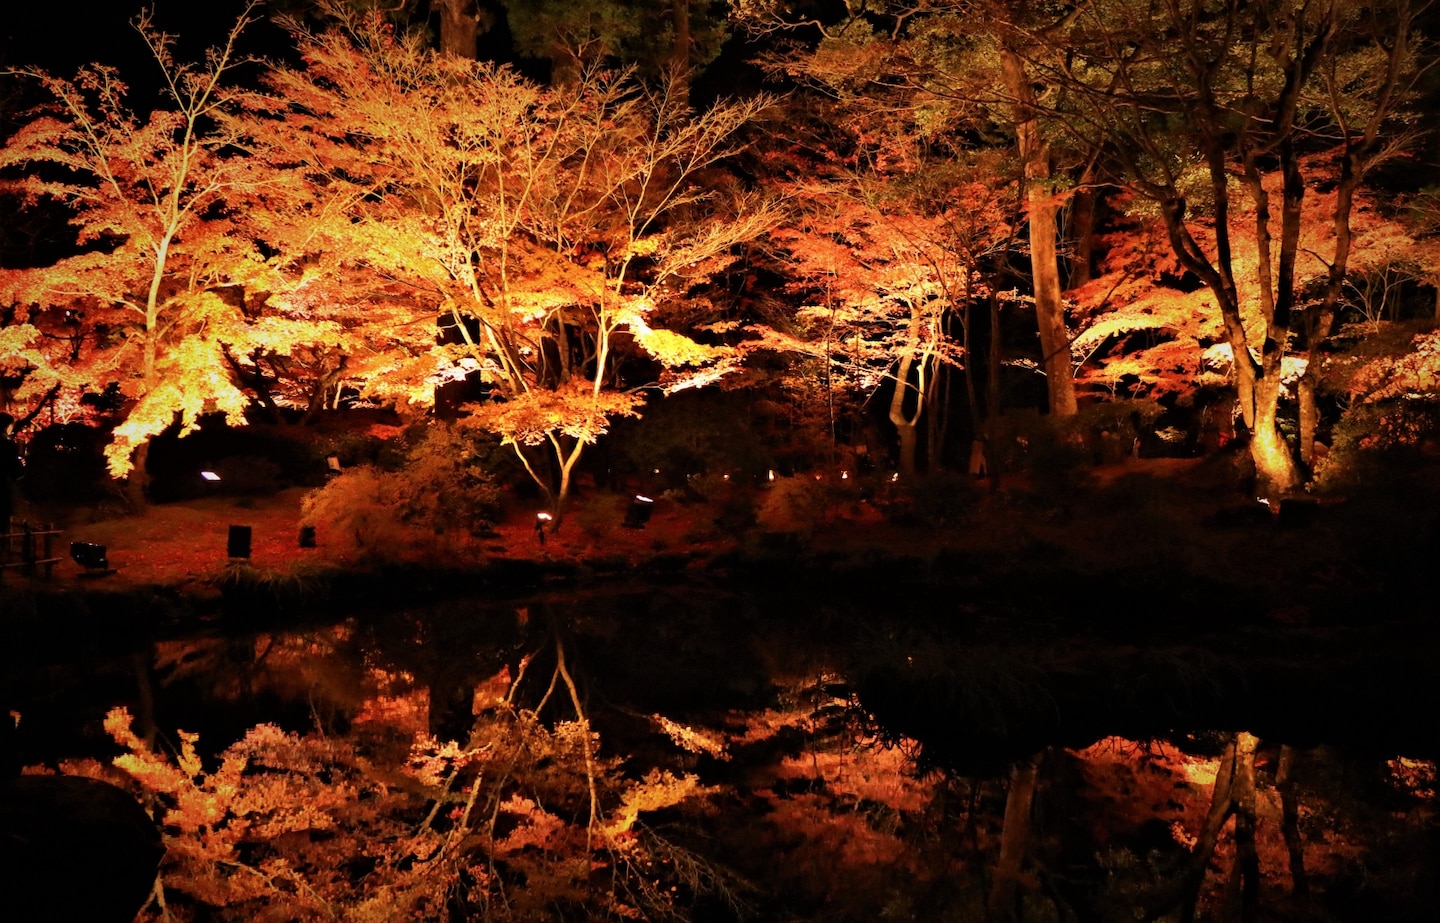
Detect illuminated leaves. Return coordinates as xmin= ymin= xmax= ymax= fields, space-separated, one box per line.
xmin=465 ymin=383 xmax=644 ymax=447
xmin=253 ymin=19 xmax=773 ymax=508
xmin=85 ymin=670 xmax=726 ymax=923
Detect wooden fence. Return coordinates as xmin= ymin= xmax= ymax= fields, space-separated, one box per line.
xmin=0 ymin=521 xmax=63 ymax=580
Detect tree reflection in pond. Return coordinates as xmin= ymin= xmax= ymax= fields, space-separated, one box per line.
xmin=9 ymin=589 xmax=1438 ymax=922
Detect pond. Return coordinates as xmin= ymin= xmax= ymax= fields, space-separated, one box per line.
xmin=4 ymin=579 xmax=1438 ymax=922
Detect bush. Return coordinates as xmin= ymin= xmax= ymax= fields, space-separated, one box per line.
xmin=756 ymin=476 xmax=830 ymax=535
xmin=991 ymin=411 xmax=1089 ymax=496
xmin=1314 ymin=398 xmax=1440 ymax=492
xmin=875 ymin=471 xmax=978 ymax=529
xmin=207 ymin=455 xmax=285 ymax=495
xmin=301 ymin=425 xmax=501 ymax=559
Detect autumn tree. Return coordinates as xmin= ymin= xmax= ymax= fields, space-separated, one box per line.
xmin=1024 ymin=0 xmax=1432 ymax=497
xmin=738 ymin=0 xmax=1082 ymax=419
xmin=0 ymin=3 xmax=345 ymax=501
xmin=761 ymin=133 xmax=1009 ymax=475
xmin=500 ymin=0 xmax=731 ymax=80
xmin=261 ymin=15 xmax=778 ymax=518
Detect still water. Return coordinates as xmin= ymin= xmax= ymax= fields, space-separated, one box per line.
xmin=5 ymin=582 xmax=1438 ymax=921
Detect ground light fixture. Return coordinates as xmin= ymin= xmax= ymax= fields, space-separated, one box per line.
xmin=534 ymin=511 xmax=553 ymax=544
xmin=623 ymin=495 xmax=654 ymax=529
xmin=200 ymin=471 xmax=221 ymax=481
xmin=70 ymin=541 xmax=110 ymax=574
xmin=228 ymin=525 xmax=252 ymax=559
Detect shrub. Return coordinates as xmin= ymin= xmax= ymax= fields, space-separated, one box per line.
xmin=301 ymin=425 xmax=501 ymax=559
xmin=875 ymin=471 xmax=978 ymax=529
xmin=756 ymin=476 xmax=830 ymax=535
xmin=1315 ymin=398 xmax=1440 ymax=492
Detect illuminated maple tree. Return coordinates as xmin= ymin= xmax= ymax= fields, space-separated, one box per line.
xmin=0 ymin=3 xmax=348 ymax=500
xmin=761 ymin=137 xmax=1009 ymax=475
xmin=259 ymin=13 xmax=778 ymax=517
xmin=1023 ymin=0 xmax=1432 ymax=496
xmin=737 ymin=0 xmax=1083 ymax=419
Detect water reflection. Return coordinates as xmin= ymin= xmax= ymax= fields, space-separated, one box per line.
xmin=5 ymin=587 xmax=1437 ymax=921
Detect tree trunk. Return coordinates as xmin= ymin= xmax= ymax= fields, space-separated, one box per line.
xmin=894 ymin=420 xmax=918 ymax=478
xmin=1297 ymin=376 xmax=1320 ymax=468
xmin=1276 ymin=746 xmax=1309 ymax=901
xmin=436 ymin=0 xmax=480 ymax=60
xmin=124 ymin=442 xmax=150 ymax=509
xmin=1250 ymin=375 xmax=1301 ymax=500
xmin=988 ymin=752 xmax=1042 ymax=921
xmin=889 ymin=312 xmax=925 ymax=477
xmin=670 ymin=0 xmax=691 ymax=71
xmin=1001 ymin=48 xmax=1077 ymax=419
xmin=1067 ymin=185 xmax=1095 ymax=290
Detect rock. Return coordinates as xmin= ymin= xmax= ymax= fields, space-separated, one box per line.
xmin=0 ymin=775 xmax=163 ymax=923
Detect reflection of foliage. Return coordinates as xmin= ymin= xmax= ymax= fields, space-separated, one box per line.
xmin=301 ymin=425 xmax=501 ymax=557
xmin=62 ymin=686 xmax=723 ymax=923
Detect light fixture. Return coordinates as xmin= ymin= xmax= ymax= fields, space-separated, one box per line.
xmin=200 ymin=471 xmax=221 ymax=481
xmin=227 ymin=525 xmax=252 ymax=559
xmin=70 ymin=542 xmax=109 ymax=573
xmin=623 ymin=494 xmax=654 ymax=529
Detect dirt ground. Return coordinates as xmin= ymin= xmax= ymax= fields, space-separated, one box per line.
xmin=5 ymin=484 xmax=745 ymax=594
xmin=2 ymin=452 xmax=1428 ymax=611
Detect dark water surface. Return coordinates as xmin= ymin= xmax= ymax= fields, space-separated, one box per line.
xmin=4 ymin=575 xmax=1438 ymax=920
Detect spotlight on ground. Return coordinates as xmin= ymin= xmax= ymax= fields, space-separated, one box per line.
xmin=70 ymin=541 xmax=110 ymax=574
xmin=623 ymin=495 xmax=654 ymax=529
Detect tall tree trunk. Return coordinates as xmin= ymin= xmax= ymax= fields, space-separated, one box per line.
xmin=889 ymin=312 xmax=927 ymax=477
xmin=435 ymin=0 xmax=480 ymax=59
xmin=670 ymin=0 xmax=691 ymax=71
xmin=125 ymin=442 xmax=150 ymax=510
xmin=1001 ymin=48 xmax=1077 ymax=418
xmin=1251 ymin=375 xmax=1300 ymax=500
xmin=1067 ymin=185 xmax=1095 ymax=290
xmin=987 ymin=752 xmax=1042 ymax=921
xmin=1227 ymin=732 xmax=1262 ymax=923
xmin=893 ymin=419 xmax=918 ymax=478
xmin=1276 ymin=745 xmax=1309 ymax=901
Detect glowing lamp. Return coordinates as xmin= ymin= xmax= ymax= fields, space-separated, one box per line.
xmin=200 ymin=471 xmax=221 ymax=481
xmin=623 ymin=494 xmax=655 ymax=529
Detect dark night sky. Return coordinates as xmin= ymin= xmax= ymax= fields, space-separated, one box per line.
xmin=3 ymin=2 xmax=291 ymax=88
